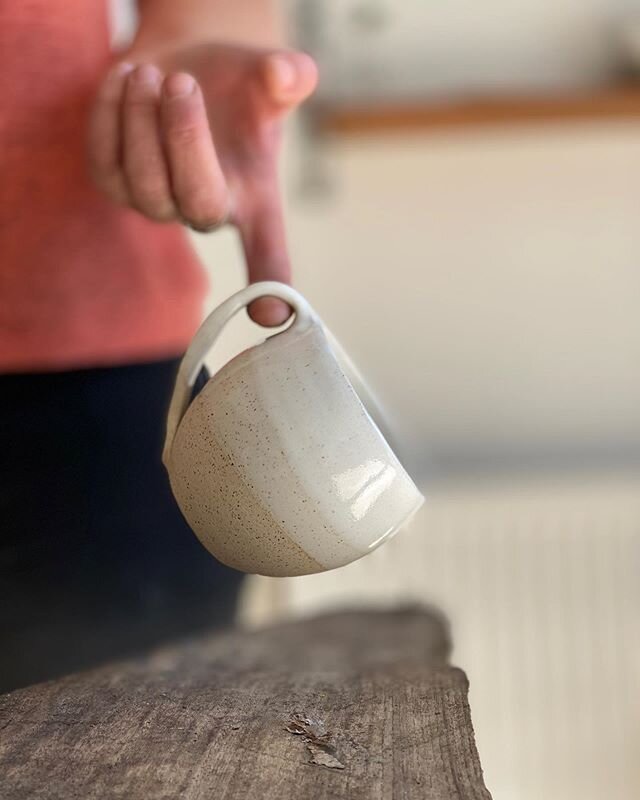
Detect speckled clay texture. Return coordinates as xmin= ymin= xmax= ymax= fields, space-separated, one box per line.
xmin=168 ymin=322 xmax=424 ymax=577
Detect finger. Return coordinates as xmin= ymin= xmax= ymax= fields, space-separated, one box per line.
xmin=262 ymin=51 xmax=318 ymax=111
xmin=87 ymin=61 xmax=133 ymax=205
xmin=122 ymin=64 xmax=177 ymax=222
xmin=239 ymin=184 xmax=292 ymax=327
xmin=161 ymin=73 xmax=230 ymax=231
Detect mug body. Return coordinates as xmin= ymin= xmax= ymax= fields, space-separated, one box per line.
xmin=168 ymin=322 xmax=423 ymax=577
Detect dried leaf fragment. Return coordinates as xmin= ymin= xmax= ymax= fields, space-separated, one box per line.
xmin=307 ymin=743 xmax=345 ymax=770
xmin=285 ymin=713 xmax=332 ymax=747
xmin=285 ymin=712 xmax=346 ymax=770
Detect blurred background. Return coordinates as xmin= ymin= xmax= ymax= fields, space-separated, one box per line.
xmin=114 ymin=3 xmax=640 ymax=798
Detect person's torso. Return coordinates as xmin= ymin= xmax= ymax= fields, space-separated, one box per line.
xmin=0 ymin=0 xmax=207 ymax=372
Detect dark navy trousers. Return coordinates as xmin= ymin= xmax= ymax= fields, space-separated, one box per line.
xmin=0 ymin=359 xmax=243 ymax=693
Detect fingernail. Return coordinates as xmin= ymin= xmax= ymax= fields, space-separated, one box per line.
xmin=164 ymin=73 xmax=196 ymax=99
xmin=270 ymin=56 xmax=296 ymax=91
xmin=132 ymin=63 xmax=161 ymax=86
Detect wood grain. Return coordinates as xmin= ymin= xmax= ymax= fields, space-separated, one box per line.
xmin=317 ymin=84 xmax=640 ymax=135
xmin=0 ymin=608 xmax=491 ymax=799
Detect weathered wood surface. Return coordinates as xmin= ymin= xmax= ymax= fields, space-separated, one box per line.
xmin=0 ymin=608 xmax=491 ymax=799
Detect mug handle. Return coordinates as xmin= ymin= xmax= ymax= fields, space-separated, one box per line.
xmin=163 ymin=281 xmax=317 ymax=466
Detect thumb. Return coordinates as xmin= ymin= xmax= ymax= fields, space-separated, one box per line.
xmin=262 ymin=51 xmax=318 ymax=110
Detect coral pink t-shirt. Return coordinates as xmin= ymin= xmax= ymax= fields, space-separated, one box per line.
xmin=0 ymin=0 xmax=208 ymax=372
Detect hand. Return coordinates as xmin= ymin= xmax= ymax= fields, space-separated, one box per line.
xmin=87 ymin=44 xmax=317 ymax=326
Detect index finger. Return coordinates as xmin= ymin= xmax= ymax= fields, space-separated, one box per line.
xmin=239 ymin=183 xmax=293 ymax=327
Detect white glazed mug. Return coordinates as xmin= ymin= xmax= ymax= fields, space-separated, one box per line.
xmin=163 ymin=282 xmax=424 ymax=577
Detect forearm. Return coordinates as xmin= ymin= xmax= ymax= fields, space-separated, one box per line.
xmin=130 ymin=0 xmax=284 ymax=58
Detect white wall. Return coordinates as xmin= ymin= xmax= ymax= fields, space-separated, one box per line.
xmin=193 ymin=119 xmax=640 ymax=479
xmin=307 ymin=0 xmax=640 ymax=98
xmin=106 ymin=0 xmax=640 ymax=477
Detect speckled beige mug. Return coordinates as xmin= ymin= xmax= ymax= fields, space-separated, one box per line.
xmin=163 ymin=282 xmax=424 ymax=577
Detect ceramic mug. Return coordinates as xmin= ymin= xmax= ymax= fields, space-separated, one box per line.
xmin=163 ymin=282 xmax=424 ymax=577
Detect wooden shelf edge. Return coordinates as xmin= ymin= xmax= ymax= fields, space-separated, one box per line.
xmin=316 ymin=84 xmax=640 ymax=135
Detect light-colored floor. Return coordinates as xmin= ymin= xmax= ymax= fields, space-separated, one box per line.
xmin=241 ymin=471 xmax=640 ymax=800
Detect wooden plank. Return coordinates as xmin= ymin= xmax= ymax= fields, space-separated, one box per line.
xmin=317 ymin=83 xmax=640 ymax=135
xmin=0 ymin=609 xmax=491 ymax=799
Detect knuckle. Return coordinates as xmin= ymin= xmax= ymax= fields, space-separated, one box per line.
xmin=125 ymin=95 xmax=158 ymax=111
xmin=124 ymin=84 xmax=160 ymax=109
xmin=130 ymin=182 xmax=175 ymax=221
xmin=166 ymin=121 xmax=201 ymax=147
xmin=164 ymin=99 xmax=205 ymax=145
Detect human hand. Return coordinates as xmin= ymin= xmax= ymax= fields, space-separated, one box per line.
xmin=88 ymin=44 xmax=317 ymax=326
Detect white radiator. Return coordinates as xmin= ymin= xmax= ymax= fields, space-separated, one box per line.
xmin=241 ymin=471 xmax=640 ymax=800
